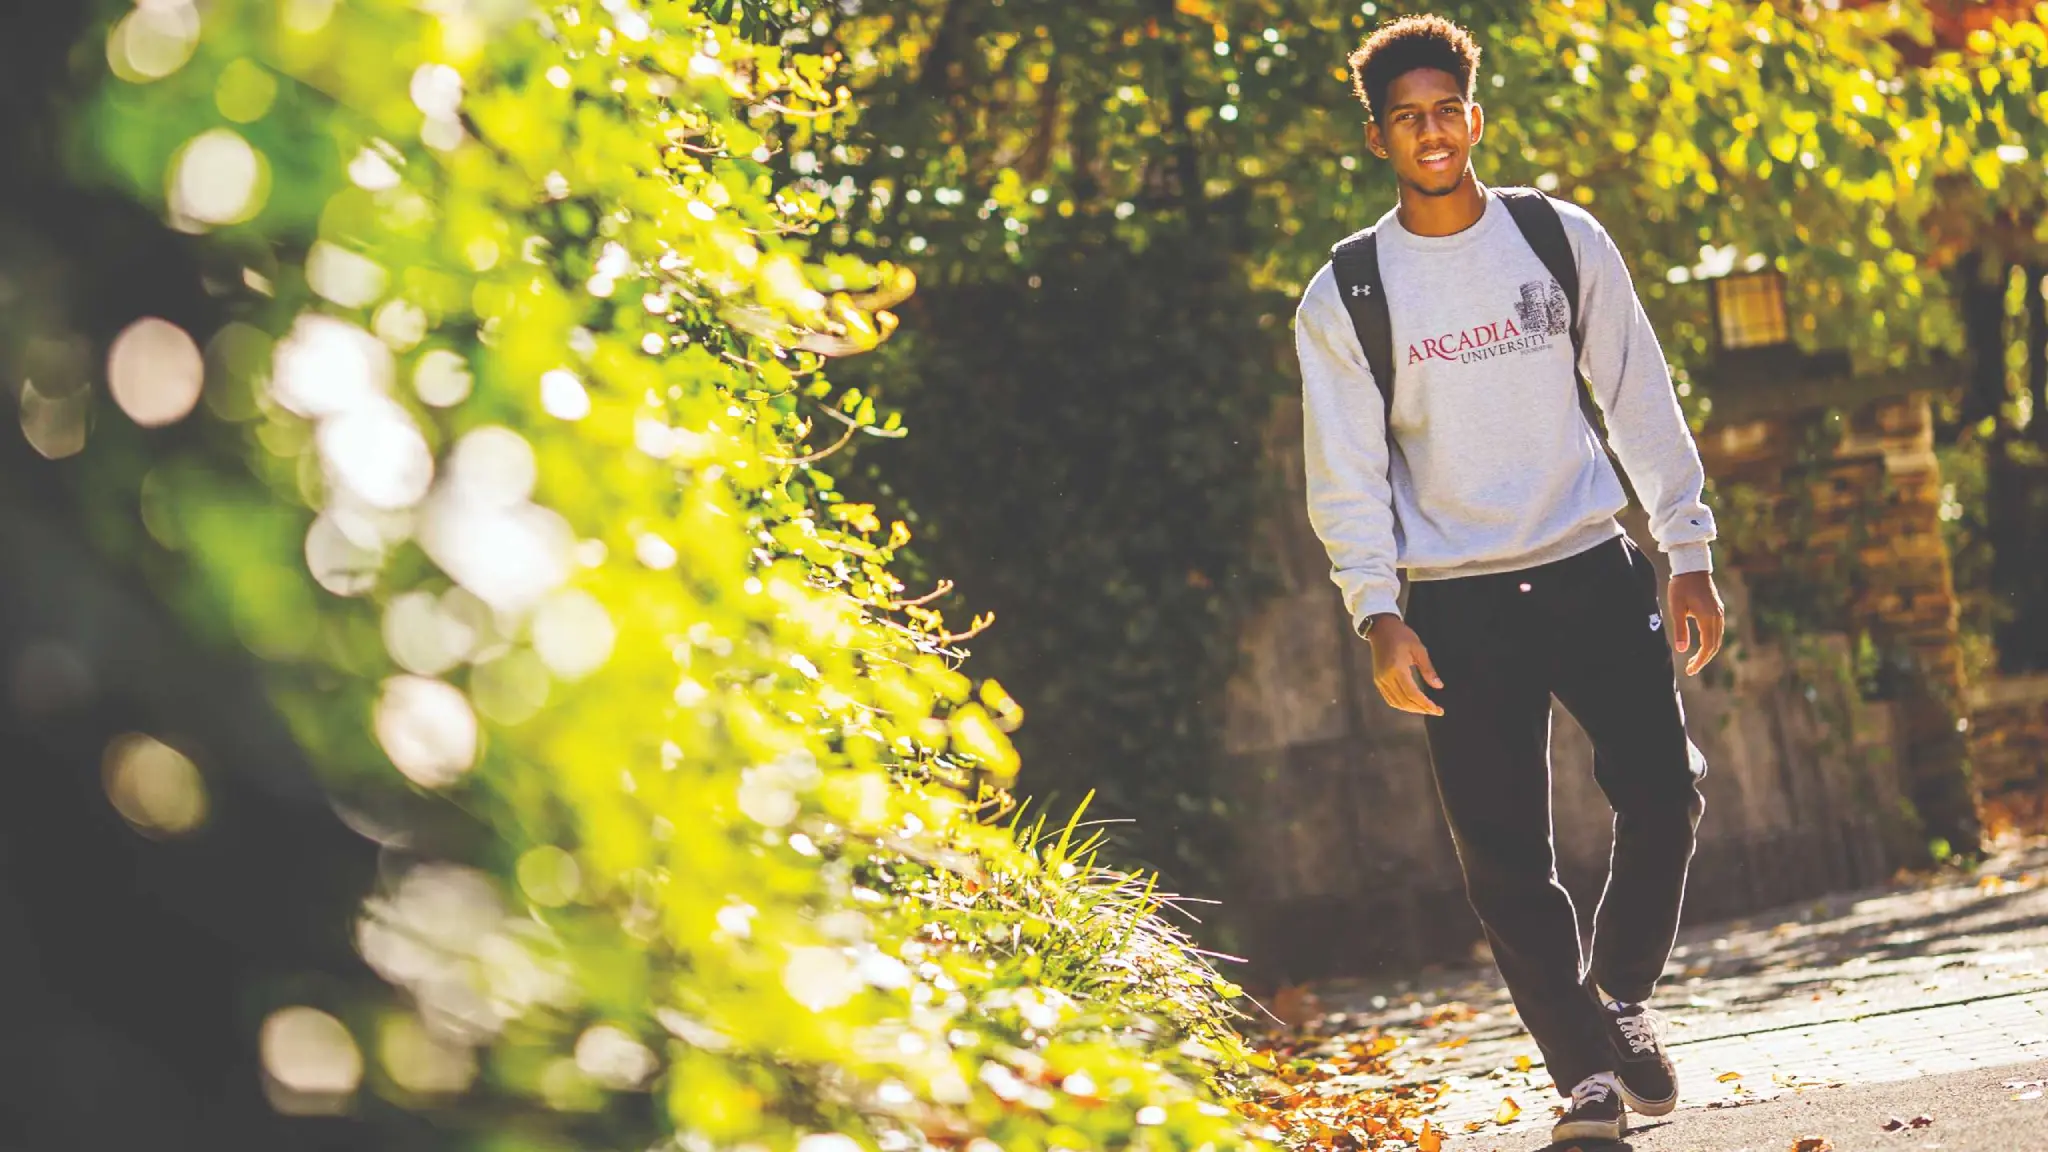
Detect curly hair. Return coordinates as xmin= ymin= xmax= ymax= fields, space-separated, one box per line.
xmin=1347 ymin=15 xmax=1482 ymax=123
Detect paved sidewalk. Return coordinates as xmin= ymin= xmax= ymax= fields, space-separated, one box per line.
xmin=1612 ymin=1063 xmax=2048 ymax=1152
xmin=1269 ymin=842 xmax=2048 ymax=1148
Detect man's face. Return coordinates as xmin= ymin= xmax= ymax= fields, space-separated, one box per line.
xmin=1365 ymin=67 xmax=1482 ymax=198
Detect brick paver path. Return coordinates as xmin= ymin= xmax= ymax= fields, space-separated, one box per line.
xmin=1295 ymin=844 xmax=2048 ymax=1145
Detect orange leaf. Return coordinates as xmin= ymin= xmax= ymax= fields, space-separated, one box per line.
xmin=1438 ymin=1036 xmax=1470 ymax=1050
xmin=1419 ymin=1122 xmax=1443 ymax=1152
xmin=1514 ymin=1055 xmax=1532 ymax=1073
xmin=1792 ymin=1138 xmax=1833 ymax=1152
xmin=1496 ymin=1097 xmax=1522 ymax=1124
xmin=1718 ymin=1071 xmax=1744 ymax=1082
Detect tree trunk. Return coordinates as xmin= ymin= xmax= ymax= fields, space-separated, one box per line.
xmin=1958 ymin=256 xmax=2048 ymax=673
xmin=1956 ymin=253 xmax=2008 ymax=428
xmin=1999 ymin=267 xmax=2048 ymax=672
xmin=2029 ymin=266 xmax=2047 ymax=446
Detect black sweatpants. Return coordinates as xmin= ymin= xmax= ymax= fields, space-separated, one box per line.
xmin=1406 ymin=534 xmax=1707 ymax=1095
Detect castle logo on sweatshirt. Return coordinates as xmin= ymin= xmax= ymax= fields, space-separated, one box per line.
xmin=1407 ymin=278 xmax=1571 ymax=366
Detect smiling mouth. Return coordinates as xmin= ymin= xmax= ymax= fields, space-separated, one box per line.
xmin=1418 ymin=149 xmax=1455 ymax=166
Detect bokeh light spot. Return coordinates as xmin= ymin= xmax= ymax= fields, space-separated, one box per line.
xmin=271 ymin=314 xmax=392 ymax=418
xmin=413 ymin=348 xmax=473 ymax=407
xmin=318 ymin=398 xmax=433 ymax=509
xmin=308 ymin=241 xmax=389 ymax=308
xmin=102 ymin=733 xmax=207 ymax=837
xmin=420 ymin=496 xmax=574 ymax=614
xmin=540 ymin=368 xmax=590 ymax=420
xmin=282 ymin=0 xmax=337 ymax=34
xmin=516 ymin=845 xmax=581 ymax=907
xmin=261 ymin=1006 xmax=363 ymax=1113
xmin=739 ymin=764 xmax=800 ymax=828
xmin=373 ymin=299 xmax=428 ymax=350
xmin=374 ymin=675 xmax=478 ymax=787
xmin=782 ymin=946 xmax=860 ymax=1011
xmin=447 ymin=425 xmax=536 ymax=506
xmin=635 ymin=533 xmax=678 ymax=570
xmin=170 ymin=128 xmax=267 ymax=228
xmin=215 ymin=57 xmax=278 ymax=123
xmin=532 ymin=589 xmax=615 ymax=680
xmin=383 ymin=590 xmax=474 ymax=676
xmin=378 ymin=1014 xmax=476 ymax=1096
xmin=107 ymin=1 xmax=201 ymax=84
xmin=305 ymin=513 xmax=384 ymax=596
xmin=18 ymin=379 xmax=90 ymax=459
xmin=348 ymin=146 xmax=403 ymax=192
xmin=410 ymin=64 xmax=463 ymax=119
xmin=202 ymin=322 xmax=271 ymax=421
xmin=107 ymin=316 xmax=204 ymax=427
xmin=573 ymin=1025 xmax=656 ymax=1090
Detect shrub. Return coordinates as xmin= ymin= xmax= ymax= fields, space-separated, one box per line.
xmin=71 ymin=0 xmax=1273 ymax=1147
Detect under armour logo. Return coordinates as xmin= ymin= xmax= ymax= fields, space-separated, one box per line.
xmin=1350 ymin=284 xmax=1373 ymax=298
xmin=1648 ymin=613 xmax=1663 ymax=632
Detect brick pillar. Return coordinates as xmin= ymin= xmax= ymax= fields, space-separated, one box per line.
xmin=1839 ymin=397 xmax=1979 ymax=852
xmin=1701 ymin=394 xmax=1981 ymax=858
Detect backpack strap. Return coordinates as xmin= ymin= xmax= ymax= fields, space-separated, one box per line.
xmin=1496 ymin=187 xmax=1608 ymax=440
xmin=1330 ymin=190 xmax=1605 ymax=448
xmin=1329 ymin=226 xmax=1396 ymax=429
xmin=1496 ymin=187 xmax=1581 ymax=354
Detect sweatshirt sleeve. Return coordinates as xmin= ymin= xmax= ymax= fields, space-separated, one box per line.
xmin=1295 ymin=265 xmax=1403 ymax=633
xmin=1567 ymin=209 xmax=1718 ymax=575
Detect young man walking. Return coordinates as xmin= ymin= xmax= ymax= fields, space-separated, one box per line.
xmin=1294 ymin=15 xmax=1727 ymax=1144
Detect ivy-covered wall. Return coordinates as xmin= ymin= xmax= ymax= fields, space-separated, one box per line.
xmin=1704 ymin=392 xmax=1979 ymax=857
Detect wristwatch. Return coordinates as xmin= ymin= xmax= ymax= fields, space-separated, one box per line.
xmin=1359 ymin=613 xmax=1393 ymax=639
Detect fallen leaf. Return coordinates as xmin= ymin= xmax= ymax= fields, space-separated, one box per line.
xmin=1438 ymin=1036 xmax=1470 ymax=1050
xmin=1910 ymin=1115 xmax=1935 ymax=1128
xmin=1496 ymin=1096 xmax=1522 ymax=1124
xmin=1718 ymin=1071 xmax=1744 ymax=1083
xmin=1792 ymin=1138 xmax=1832 ymax=1152
xmin=1515 ymin=1055 xmax=1532 ymax=1073
xmin=1421 ymin=1002 xmax=1478 ymax=1027
xmin=1418 ymin=1122 xmax=1443 ymax=1152
xmin=1272 ymin=983 xmax=1321 ymax=1028
xmin=1882 ymin=1117 xmax=1907 ymax=1131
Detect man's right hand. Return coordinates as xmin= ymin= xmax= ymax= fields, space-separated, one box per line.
xmin=1367 ymin=615 xmax=1444 ymax=716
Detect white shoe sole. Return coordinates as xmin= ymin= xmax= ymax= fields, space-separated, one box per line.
xmin=1551 ymin=1116 xmax=1627 ymax=1143
xmin=1614 ymin=1077 xmax=1678 ymax=1117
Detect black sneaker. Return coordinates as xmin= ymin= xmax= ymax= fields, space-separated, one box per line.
xmin=1553 ymin=1073 xmax=1627 ymax=1143
xmin=1602 ymin=998 xmax=1678 ymax=1116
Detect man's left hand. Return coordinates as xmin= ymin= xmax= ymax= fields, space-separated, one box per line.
xmin=1667 ymin=570 xmax=1726 ymax=677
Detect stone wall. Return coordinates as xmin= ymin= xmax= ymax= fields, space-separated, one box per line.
xmin=1220 ymin=395 xmax=1919 ymax=987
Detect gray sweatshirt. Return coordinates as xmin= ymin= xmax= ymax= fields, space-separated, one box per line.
xmin=1295 ymin=190 xmax=1716 ymax=634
